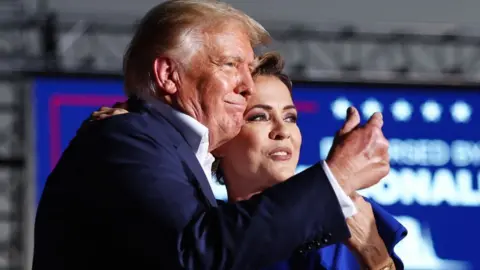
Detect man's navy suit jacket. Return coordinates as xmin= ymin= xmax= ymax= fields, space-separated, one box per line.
xmin=263 ymin=199 xmax=408 ymax=270
xmin=33 ymin=97 xmax=351 ymax=270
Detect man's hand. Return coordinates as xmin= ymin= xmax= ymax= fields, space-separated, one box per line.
xmin=326 ymin=106 xmax=390 ymax=196
xmin=345 ymin=194 xmax=394 ymax=269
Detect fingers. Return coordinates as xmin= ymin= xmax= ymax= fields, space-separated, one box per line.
xmin=339 ymin=108 xmax=384 ymax=136
xmin=97 ymin=113 xmax=111 ymax=120
xmin=368 ymin=123 xmax=390 ymax=165
xmin=345 ymin=216 xmax=355 ymax=226
xmin=365 ymin=112 xmax=388 ymax=161
xmin=350 ymin=191 xmax=362 ymax=201
xmin=375 ymin=135 xmax=390 ymax=160
xmin=350 ymin=195 xmax=373 ymax=217
xmin=92 ymin=108 xmax=128 ymax=120
xmin=351 ymin=193 xmax=366 ymax=205
xmin=366 ymin=112 xmax=383 ymax=129
xmin=111 ymin=109 xmax=128 ymax=115
xmin=339 ymin=106 xmax=361 ymax=135
xmin=349 ymin=192 xmax=369 ymax=206
xmin=92 ymin=107 xmax=113 ymax=117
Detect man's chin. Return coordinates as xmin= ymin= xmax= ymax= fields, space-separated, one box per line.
xmin=210 ymin=121 xmax=242 ymax=150
xmin=225 ymin=115 xmax=245 ymax=133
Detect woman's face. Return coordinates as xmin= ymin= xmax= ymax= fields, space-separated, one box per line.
xmin=218 ymin=75 xmax=302 ymax=190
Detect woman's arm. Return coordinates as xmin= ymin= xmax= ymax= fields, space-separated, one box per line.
xmin=346 ymin=194 xmax=396 ymax=270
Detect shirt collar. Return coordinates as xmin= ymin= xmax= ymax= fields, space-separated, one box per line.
xmin=151 ymin=99 xmax=209 ymax=154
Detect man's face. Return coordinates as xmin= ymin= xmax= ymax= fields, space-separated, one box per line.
xmin=176 ymin=23 xmax=255 ymax=150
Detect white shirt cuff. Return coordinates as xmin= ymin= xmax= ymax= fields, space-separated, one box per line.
xmin=321 ymin=161 xmax=358 ymax=218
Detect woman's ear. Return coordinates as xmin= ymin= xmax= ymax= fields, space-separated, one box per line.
xmin=153 ymin=57 xmax=179 ymax=95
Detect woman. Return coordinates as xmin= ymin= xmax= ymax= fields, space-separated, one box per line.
xmin=211 ymin=52 xmax=405 ymax=270
xmin=94 ymin=52 xmax=406 ymax=269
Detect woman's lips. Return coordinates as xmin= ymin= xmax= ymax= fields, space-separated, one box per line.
xmin=268 ymin=147 xmax=292 ymax=161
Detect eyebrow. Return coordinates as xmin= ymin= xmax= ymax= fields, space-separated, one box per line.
xmin=248 ymin=104 xmax=297 ymax=111
xmin=223 ymin=55 xmax=244 ymax=62
xmin=224 ymin=55 xmax=255 ymax=66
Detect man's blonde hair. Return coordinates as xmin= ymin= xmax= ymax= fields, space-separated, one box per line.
xmin=123 ymin=0 xmax=271 ymax=97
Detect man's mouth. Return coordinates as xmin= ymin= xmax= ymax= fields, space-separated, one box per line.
xmin=225 ymin=100 xmax=247 ymax=112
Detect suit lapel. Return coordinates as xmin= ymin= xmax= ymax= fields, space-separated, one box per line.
xmin=176 ymin=142 xmax=218 ymax=207
xmin=127 ymin=96 xmax=218 ymax=207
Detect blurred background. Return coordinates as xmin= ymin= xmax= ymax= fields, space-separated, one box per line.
xmin=1 ymin=0 xmax=480 ymax=269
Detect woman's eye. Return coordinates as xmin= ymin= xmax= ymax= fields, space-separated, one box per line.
xmin=225 ymin=62 xmax=235 ymax=67
xmin=285 ymin=115 xmax=298 ymax=123
xmin=247 ymin=114 xmax=268 ymax=122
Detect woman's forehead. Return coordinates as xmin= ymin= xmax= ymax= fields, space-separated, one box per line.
xmin=249 ymin=76 xmax=294 ymax=107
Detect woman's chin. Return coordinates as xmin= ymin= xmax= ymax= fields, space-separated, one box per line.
xmin=270 ymin=170 xmax=295 ymax=184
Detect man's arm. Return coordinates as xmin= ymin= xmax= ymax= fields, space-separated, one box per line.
xmin=321 ymin=161 xmax=357 ymax=217
xmin=89 ymin=105 xmax=388 ymax=223
xmin=96 ymin=118 xmax=350 ymax=270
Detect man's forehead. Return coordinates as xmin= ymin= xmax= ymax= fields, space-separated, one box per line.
xmin=208 ymin=28 xmax=254 ymax=59
xmin=226 ymin=52 xmax=254 ymax=63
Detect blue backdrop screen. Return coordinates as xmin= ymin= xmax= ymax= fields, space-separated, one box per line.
xmin=34 ymin=78 xmax=480 ymax=270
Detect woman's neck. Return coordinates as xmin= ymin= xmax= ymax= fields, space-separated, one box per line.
xmin=224 ymin=172 xmax=262 ymax=202
xmin=226 ymin=185 xmax=261 ymax=202
xmin=223 ymin=171 xmax=270 ymax=203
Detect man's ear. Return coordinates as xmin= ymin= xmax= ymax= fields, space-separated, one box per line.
xmin=153 ymin=57 xmax=179 ymax=95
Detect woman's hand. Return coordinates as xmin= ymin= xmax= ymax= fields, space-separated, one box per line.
xmin=91 ymin=102 xmax=129 ymax=120
xmin=345 ymin=194 xmax=395 ymax=270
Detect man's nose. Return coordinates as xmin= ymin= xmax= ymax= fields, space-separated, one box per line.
xmin=234 ymin=67 xmax=255 ymax=97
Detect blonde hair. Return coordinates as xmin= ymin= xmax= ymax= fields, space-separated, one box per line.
xmin=123 ymin=0 xmax=271 ymax=98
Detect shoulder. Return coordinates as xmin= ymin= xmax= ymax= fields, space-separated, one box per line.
xmin=98 ymin=111 xmax=167 ymax=135
xmin=82 ymin=111 xmax=180 ymax=149
xmin=71 ymin=112 xmax=182 ymax=165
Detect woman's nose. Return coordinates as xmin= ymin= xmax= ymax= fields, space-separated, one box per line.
xmin=269 ymin=122 xmax=291 ymax=140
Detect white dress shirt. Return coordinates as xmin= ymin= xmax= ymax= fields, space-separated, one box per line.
xmin=154 ymin=101 xmax=357 ymax=218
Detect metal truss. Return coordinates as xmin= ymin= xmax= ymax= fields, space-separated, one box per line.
xmin=0 ymin=2 xmax=34 ymax=267
xmin=4 ymin=16 xmax=480 ymax=85
xmin=3 ymin=16 xmax=480 ymax=85
xmin=1 ymin=11 xmax=480 ymax=270
xmin=265 ymin=26 xmax=480 ymax=85
xmin=0 ymin=78 xmax=28 ymax=270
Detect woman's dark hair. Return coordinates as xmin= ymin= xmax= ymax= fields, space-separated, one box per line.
xmin=212 ymin=51 xmax=292 ymax=184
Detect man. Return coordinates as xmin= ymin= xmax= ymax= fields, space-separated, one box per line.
xmin=33 ymin=1 xmax=390 ymax=269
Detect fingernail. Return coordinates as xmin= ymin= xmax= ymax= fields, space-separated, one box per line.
xmin=347 ymin=106 xmax=354 ymax=115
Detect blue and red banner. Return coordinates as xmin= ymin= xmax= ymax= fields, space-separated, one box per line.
xmin=33 ymin=77 xmax=480 ymax=270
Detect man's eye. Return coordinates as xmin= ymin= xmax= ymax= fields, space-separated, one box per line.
xmin=225 ymin=62 xmax=235 ymax=67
